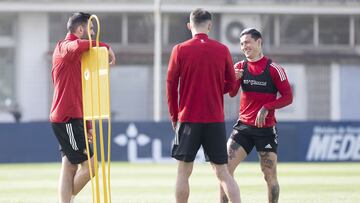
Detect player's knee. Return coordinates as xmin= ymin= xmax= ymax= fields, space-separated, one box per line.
xmin=263 ymin=172 xmax=277 ymax=183
xmin=89 ymin=168 xmax=96 ymax=178
xmin=227 ymin=164 xmax=236 ymax=176
xmin=81 ymin=163 xmax=97 ymax=178
xmin=69 ymin=164 xmax=78 ymax=173
xmin=261 ymin=169 xmax=276 ymax=182
xmin=179 ymin=167 xmax=192 ymax=179
xmin=214 ymin=166 xmax=230 ymax=180
xmin=178 ymin=164 xmax=193 ymax=179
xmin=89 ymin=165 xmax=97 ymax=178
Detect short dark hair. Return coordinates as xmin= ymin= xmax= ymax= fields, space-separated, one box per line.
xmin=67 ymin=12 xmax=91 ymax=33
xmin=240 ymin=28 xmax=262 ymax=41
xmin=190 ymin=8 xmax=212 ymax=25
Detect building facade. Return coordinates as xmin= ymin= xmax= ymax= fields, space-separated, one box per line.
xmin=0 ymin=0 xmax=359 ymax=122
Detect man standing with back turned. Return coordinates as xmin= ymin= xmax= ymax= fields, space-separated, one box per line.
xmin=220 ymin=28 xmax=293 ymax=203
xmin=167 ymin=8 xmax=241 ymax=203
xmin=50 ymin=12 xmax=115 ymax=203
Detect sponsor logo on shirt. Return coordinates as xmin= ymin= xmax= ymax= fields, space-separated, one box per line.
xmin=243 ymin=79 xmax=267 ymax=86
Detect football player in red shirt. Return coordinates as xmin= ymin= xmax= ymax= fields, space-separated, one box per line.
xmin=220 ymin=28 xmax=293 ymax=203
xmin=50 ymin=12 xmax=115 ymax=203
xmin=167 ymin=8 xmax=241 ymax=203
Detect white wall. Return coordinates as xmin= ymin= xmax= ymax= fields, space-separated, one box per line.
xmin=16 ymin=13 xmax=49 ymax=121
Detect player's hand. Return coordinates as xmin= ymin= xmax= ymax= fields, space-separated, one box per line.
xmin=255 ymin=107 xmax=268 ymax=128
xmin=235 ymin=68 xmax=244 ymax=80
xmin=172 ymin=121 xmax=177 ymax=131
xmin=87 ymin=129 xmax=93 ymax=143
xmin=109 ymin=47 xmax=116 ymax=65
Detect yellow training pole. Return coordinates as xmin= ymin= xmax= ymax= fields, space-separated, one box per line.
xmin=87 ymin=16 xmax=101 ymax=203
xmin=106 ymin=48 xmax=112 ymax=203
xmin=81 ymin=14 xmax=112 ymax=203
xmin=81 ymin=20 xmax=96 ymax=203
xmin=91 ymin=15 xmax=109 ymax=203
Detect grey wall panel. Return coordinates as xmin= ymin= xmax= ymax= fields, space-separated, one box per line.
xmin=340 ymin=65 xmax=360 ymax=120
xmin=306 ymin=65 xmax=331 ymax=120
xmin=110 ymin=66 xmax=152 ymax=121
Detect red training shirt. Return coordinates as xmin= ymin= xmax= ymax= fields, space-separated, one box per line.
xmin=50 ymin=33 xmax=109 ymax=123
xmin=230 ymin=56 xmax=293 ymax=127
xmin=167 ymin=33 xmax=237 ymax=123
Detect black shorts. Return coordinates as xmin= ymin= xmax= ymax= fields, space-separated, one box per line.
xmin=172 ymin=122 xmax=228 ymax=164
xmin=51 ymin=119 xmax=93 ymax=164
xmin=230 ymin=120 xmax=278 ymax=154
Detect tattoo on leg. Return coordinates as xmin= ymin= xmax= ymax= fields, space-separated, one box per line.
xmin=222 ymin=194 xmax=229 ymax=203
xmin=228 ymin=140 xmax=240 ymax=160
xmin=259 ymin=152 xmax=273 ymax=169
xmin=271 ymin=183 xmax=279 ymax=203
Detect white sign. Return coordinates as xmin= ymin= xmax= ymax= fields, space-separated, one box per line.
xmin=114 ymin=123 xmax=205 ymax=163
xmin=276 ymin=64 xmax=307 ymax=120
xmin=306 ymin=126 xmax=360 ymax=161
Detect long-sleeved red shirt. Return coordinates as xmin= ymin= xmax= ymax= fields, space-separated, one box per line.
xmin=50 ymin=33 xmax=109 ymax=123
xmin=230 ymin=56 xmax=293 ymax=127
xmin=167 ymin=33 xmax=236 ymax=123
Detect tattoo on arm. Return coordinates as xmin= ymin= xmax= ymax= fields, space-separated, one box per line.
xmin=228 ymin=140 xmax=240 ymax=160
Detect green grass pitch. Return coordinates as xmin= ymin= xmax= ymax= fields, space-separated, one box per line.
xmin=0 ymin=162 xmax=359 ymax=203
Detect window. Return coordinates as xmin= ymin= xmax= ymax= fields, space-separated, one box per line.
xmin=96 ymin=13 xmax=122 ymax=43
xmin=355 ymin=16 xmax=360 ymax=45
xmin=0 ymin=48 xmax=15 ymax=109
xmin=0 ymin=14 xmax=16 ymax=110
xmin=261 ymin=15 xmax=275 ymax=47
xmin=167 ymin=14 xmax=191 ymax=44
xmin=167 ymin=13 xmax=219 ymax=44
xmin=319 ymin=16 xmax=349 ymax=45
xmin=0 ymin=16 xmax=13 ymax=36
xmin=209 ymin=14 xmax=221 ymax=40
xmin=49 ymin=13 xmax=122 ymax=43
xmin=128 ymin=14 xmax=154 ymax=44
xmin=49 ymin=13 xmax=71 ymax=43
xmin=279 ymin=15 xmax=313 ymax=45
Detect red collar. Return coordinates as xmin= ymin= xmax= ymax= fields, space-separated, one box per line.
xmin=65 ymin=33 xmax=79 ymax=40
xmin=194 ymin=33 xmax=208 ymax=39
xmin=247 ymin=56 xmax=267 ymax=65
